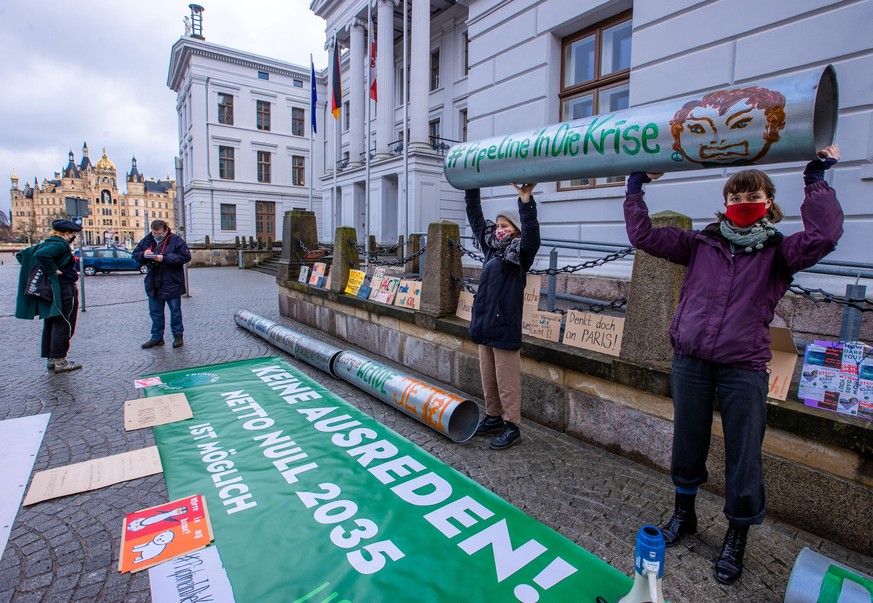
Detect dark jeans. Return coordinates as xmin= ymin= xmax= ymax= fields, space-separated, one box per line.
xmin=148 ymin=296 xmax=183 ymax=341
xmin=41 ymin=283 xmax=78 ymax=359
xmin=670 ymin=355 xmax=768 ymax=525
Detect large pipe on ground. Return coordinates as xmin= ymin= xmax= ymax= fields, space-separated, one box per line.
xmin=234 ymin=310 xmax=480 ymax=443
xmin=444 ymin=66 xmax=837 ymax=189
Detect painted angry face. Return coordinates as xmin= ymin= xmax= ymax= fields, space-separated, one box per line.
xmin=670 ymin=86 xmax=787 ymax=166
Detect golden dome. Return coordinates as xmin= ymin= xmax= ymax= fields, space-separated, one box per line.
xmin=95 ymin=147 xmax=116 ymax=171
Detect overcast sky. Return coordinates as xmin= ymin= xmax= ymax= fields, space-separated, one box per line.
xmin=0 ymin=0 xmax=327 ymax=213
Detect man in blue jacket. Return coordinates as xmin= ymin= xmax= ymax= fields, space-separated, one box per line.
xmin=133 ymin=220 xmax=192 ymax=349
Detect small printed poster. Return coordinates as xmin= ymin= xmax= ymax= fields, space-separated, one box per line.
xmin=357 ymin=284 xmax=372 ymax=299
xmin=308 ymin=263 xmax=327 ymax=287
xmin=456 ymin=291 xmax=474 ymax=321
xmin=522 ymin=306 xmax=563 ymax=342
xmin=368 ymin=268 xmax=386 ymax=300
xmin=124 ymin=393 xmax=192 ymax=431
xmin=801 ymin=340 xmax=873 ymax=420
xmin=561 ymin=310 xmax=625 ymax=357
xmin=298 ymin=265 xmax=310 ymax=284
xmin=345 ymin=269 xmax=367 ymax=296
xmin=119 ymin=494 xmax=214 ymax=573
xmin=373 ymin=276 xmax=401 ymax=304
xmin=393 ymin=280 xmax=422 ymax=310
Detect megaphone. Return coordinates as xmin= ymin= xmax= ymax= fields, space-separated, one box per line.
xmin=618 ymin=525 xmax=666 ymax=603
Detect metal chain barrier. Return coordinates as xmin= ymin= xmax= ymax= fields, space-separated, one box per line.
xmin=448 ymin=239 xmax=486 ymax=263
xmin=788 ymin=284 xmax=873 ymax=312
xmin=450 ymin=274 xmax=477 ymax=294
xmin=348 ymin=236 xmax=428 ymax=267
xmin=296 ymin=238 xmax=310 ymax=254
xmin=529 ymin=248 xmax=635 ymax=275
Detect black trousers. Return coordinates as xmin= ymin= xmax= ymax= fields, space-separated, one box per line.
xmin=41 ymin=282 xmax=78 ymax=359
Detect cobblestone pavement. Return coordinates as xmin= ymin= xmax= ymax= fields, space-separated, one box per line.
xmin=1 ymin=258 xmax=871 ymax=603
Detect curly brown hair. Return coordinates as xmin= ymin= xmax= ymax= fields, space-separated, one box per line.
xmin=716 ymin=169 xmax=783 ymax=223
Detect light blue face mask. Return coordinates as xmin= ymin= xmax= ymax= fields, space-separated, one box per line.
xmin=153 ymin=233 xmax=166 ymax=243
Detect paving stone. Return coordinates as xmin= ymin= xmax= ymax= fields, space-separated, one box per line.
xmin=0 ymin=263 xmax=871 ymax=602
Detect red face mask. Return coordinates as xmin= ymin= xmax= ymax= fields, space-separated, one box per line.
xmin=724 ymin=202 xmax=768 ymax=227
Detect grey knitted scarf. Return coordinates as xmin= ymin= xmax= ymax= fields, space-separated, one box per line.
xmin=475 ymin=220 xmax=522 ymax=265
xmin=719 ymin=218 xmax=778 ymax=253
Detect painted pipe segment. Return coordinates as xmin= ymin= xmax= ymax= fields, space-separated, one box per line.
xmin=444 ymin=66 xmax=837 ymax=189
xmin=332 ymin=351 xmax=479 ymax=443
xmin=784 ymin=548 xmax=873 ymax=603
xmin=234 ymin=310 xmax=480 ymax=442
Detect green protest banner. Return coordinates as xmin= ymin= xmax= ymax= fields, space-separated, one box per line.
xmin=148 ymin=357 xmax=631 ymax=602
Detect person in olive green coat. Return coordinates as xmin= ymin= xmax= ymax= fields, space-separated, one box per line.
xmin=15 ymin=219 xmax=83 ymax=372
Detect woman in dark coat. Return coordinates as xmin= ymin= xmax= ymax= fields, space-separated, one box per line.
xmin=15 ymin=219 xmax=83 ymax=372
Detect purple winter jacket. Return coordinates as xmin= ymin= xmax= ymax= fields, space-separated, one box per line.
xmin=624 ymin=180 xmax=843 ymax=371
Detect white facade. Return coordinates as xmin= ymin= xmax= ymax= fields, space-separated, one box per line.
xmin=167 ymin=38 xmax=327 ymax=243
xmin=313 ymin=0 xmax=871 ymax=266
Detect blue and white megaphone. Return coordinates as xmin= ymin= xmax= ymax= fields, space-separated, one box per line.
xmin=618 ymin=525 xmax=666 ymax=603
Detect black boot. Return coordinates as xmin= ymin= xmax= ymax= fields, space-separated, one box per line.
xmin=660 ymin=492 xmax=698 ymax=547
xmin=714 ymin=523 xmax=749 ymax=585
xmin=475 ymin=414 xmax=505 ymax=435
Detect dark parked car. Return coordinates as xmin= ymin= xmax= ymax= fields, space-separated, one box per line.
xmin=80 ymin=247 xmax=147 ymax=276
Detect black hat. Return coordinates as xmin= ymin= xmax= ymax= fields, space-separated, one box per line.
xmin=52 ymin=219 xmax=83 ymax=233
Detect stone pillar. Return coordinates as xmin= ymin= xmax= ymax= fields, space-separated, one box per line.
xmin=375 ymin=0 xmax=396 ymax=158
xmin=409 ymin=0 xmax=430 ymax=150
xmin=331 ymin=226 xmax=361 ymax=293
xmin=620 ymin=210 xmax=691 ymax=372
xmin=406 ymin=232 xmax=422 ymax=274
xmin=349 ymin=20 xmax=365 ymax=167
xmin=420 ymin=221 xmax=462 ymax=316
xmin=279 ymin=210 xmax=318 ymax=284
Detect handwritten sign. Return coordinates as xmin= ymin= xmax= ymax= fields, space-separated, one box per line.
xmin=394 ymin=280 xmax=422 ymax=310
xmin=368 ymin=268 xmax=386 ymax=301
xmin=522 ymin=306 xmax=562 ymax=342
xmin=456 ymin=291 xmax=474 ymax=321
xmin=345 ymin=269 xmax=366 ymax=296
xmin=561 ymin=310 xmax=624 ymax=357
xmin=524 ymin=274 xmax=540 ymax=306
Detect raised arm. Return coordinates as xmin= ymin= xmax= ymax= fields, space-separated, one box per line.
xmin=623 ymin=172 xmax=695 ymax=266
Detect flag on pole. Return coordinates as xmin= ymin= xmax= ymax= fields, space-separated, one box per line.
xmin=310 ymin=55 xmax=318 ymax=134
xmin=331 ymin=38 xmax=342 ymax=119
xmin=368 ymin=13 xmax=377 ymax=102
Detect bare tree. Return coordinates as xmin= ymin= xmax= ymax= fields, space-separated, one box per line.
xmin=13 ymin=218 xmax=40 ymax=245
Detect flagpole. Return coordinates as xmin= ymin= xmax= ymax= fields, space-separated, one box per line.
xmin=332 ymin=34 xmax=339 ymax=241
xmin=365 ymin=1 xmax=373 ymax=270
xmin=402 ymin=0 xmax=409 ymax=257
xmin=309 ymin=53 xmax=314 ymax=213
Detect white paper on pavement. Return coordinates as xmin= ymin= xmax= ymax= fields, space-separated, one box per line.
xmin=149 ymin=546 xmax=236 ymax=602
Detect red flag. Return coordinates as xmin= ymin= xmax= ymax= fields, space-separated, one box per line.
xmin=331 ymin=38 xmax=342 ymax=119
xmin=368 ymin=14 xmax=377 ymax=102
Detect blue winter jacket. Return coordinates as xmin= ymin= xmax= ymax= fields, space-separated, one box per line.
xmin=466 ymin=188 xmax=541 ymax=350
xmin=133 ymin=232 xmax=192 ymax=300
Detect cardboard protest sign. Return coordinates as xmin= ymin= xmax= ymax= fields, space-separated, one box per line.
xmin=456 ymin=291 xmax=474 ymax=321
xmin=148 ymin=546 xmax=236 ymax=602
xmin=393 ymin=280 xmax=422 ymax=310
xmin=119 ymin=494 xmax=213 ymax=573
xmin=522 ymin=306 xmax=562 ymax=342
xmin=373 ymin=276 xmax=401 ymax=304
xmin=345 ymin=269 xmax=367 ymax=296
xmin=561 ymin=311 xmax=624 ymax=357
xmin=308 ymin=263 xmax=327 ymax=287
xmin=767 ymin=326 xmax=798 ymax=401
xmin=124 ymin=393 xmax=192 ymax=431
xmin=24 ymin=447 xmax=163 ymax=505
xmin=524 ymin=274 xmax=540 ymax=307
xmin=368 ymin=268 xmax=386 ymax=301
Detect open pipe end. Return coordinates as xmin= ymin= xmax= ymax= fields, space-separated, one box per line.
xmin=447 ymin=400 xmax=481 ymax=442
xmin=814 ymin=65 xmax=839 ymax=150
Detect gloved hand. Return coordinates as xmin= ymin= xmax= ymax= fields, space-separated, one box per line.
xmin=803 ymin=156 xmax=838 ymax=185
xmin=626 ymin=172 xmax=652 ymax=195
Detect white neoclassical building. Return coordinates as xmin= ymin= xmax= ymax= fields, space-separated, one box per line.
xmin=313 ymin=0 xmax=871 ymax=267
xmin=167 ymin=36 xmax=327 ymax=243
xmin=168 ymin=1 xmax=871 ymax=266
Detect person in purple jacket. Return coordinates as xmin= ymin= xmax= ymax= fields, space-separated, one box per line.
xmin=624 ymin=144 xmax=842 ymax=585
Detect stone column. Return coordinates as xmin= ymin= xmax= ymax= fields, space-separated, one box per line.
xmin=420 ymin=221 xmax=462 ymax=316
xmin=620 ymin=210 xmax=691 ymax=372
xmin=278 ymin=209 xmax=318 ymax=285
xmin=349 ymin=20 xmax=366 ymax=167
xmin=409 ymin=0 xmax=430 ymax=150
xmin=375 ymin=0 xmax=396 ymax=158
xmin=331 ymin=226 xmax=361 ymax=293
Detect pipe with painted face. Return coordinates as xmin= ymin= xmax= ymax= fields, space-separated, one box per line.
xmin=444 ymin=66 xmax=837 ymax=189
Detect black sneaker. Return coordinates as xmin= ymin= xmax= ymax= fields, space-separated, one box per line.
xmin=173 ymin=334 xmax=184 ymax=348
xmin=475 ymin=414 xmax=505 ymax=435
xmin=53 ymin=359 xmax=83 ymax=373
xmin=490 ymin=422 xmax=521 ymax=450
xmin=142 ymin=339 xmax=165 ymax=349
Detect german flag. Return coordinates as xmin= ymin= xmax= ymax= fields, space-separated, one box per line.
xmin=331 ymin=37 xmax=342 ymax=119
